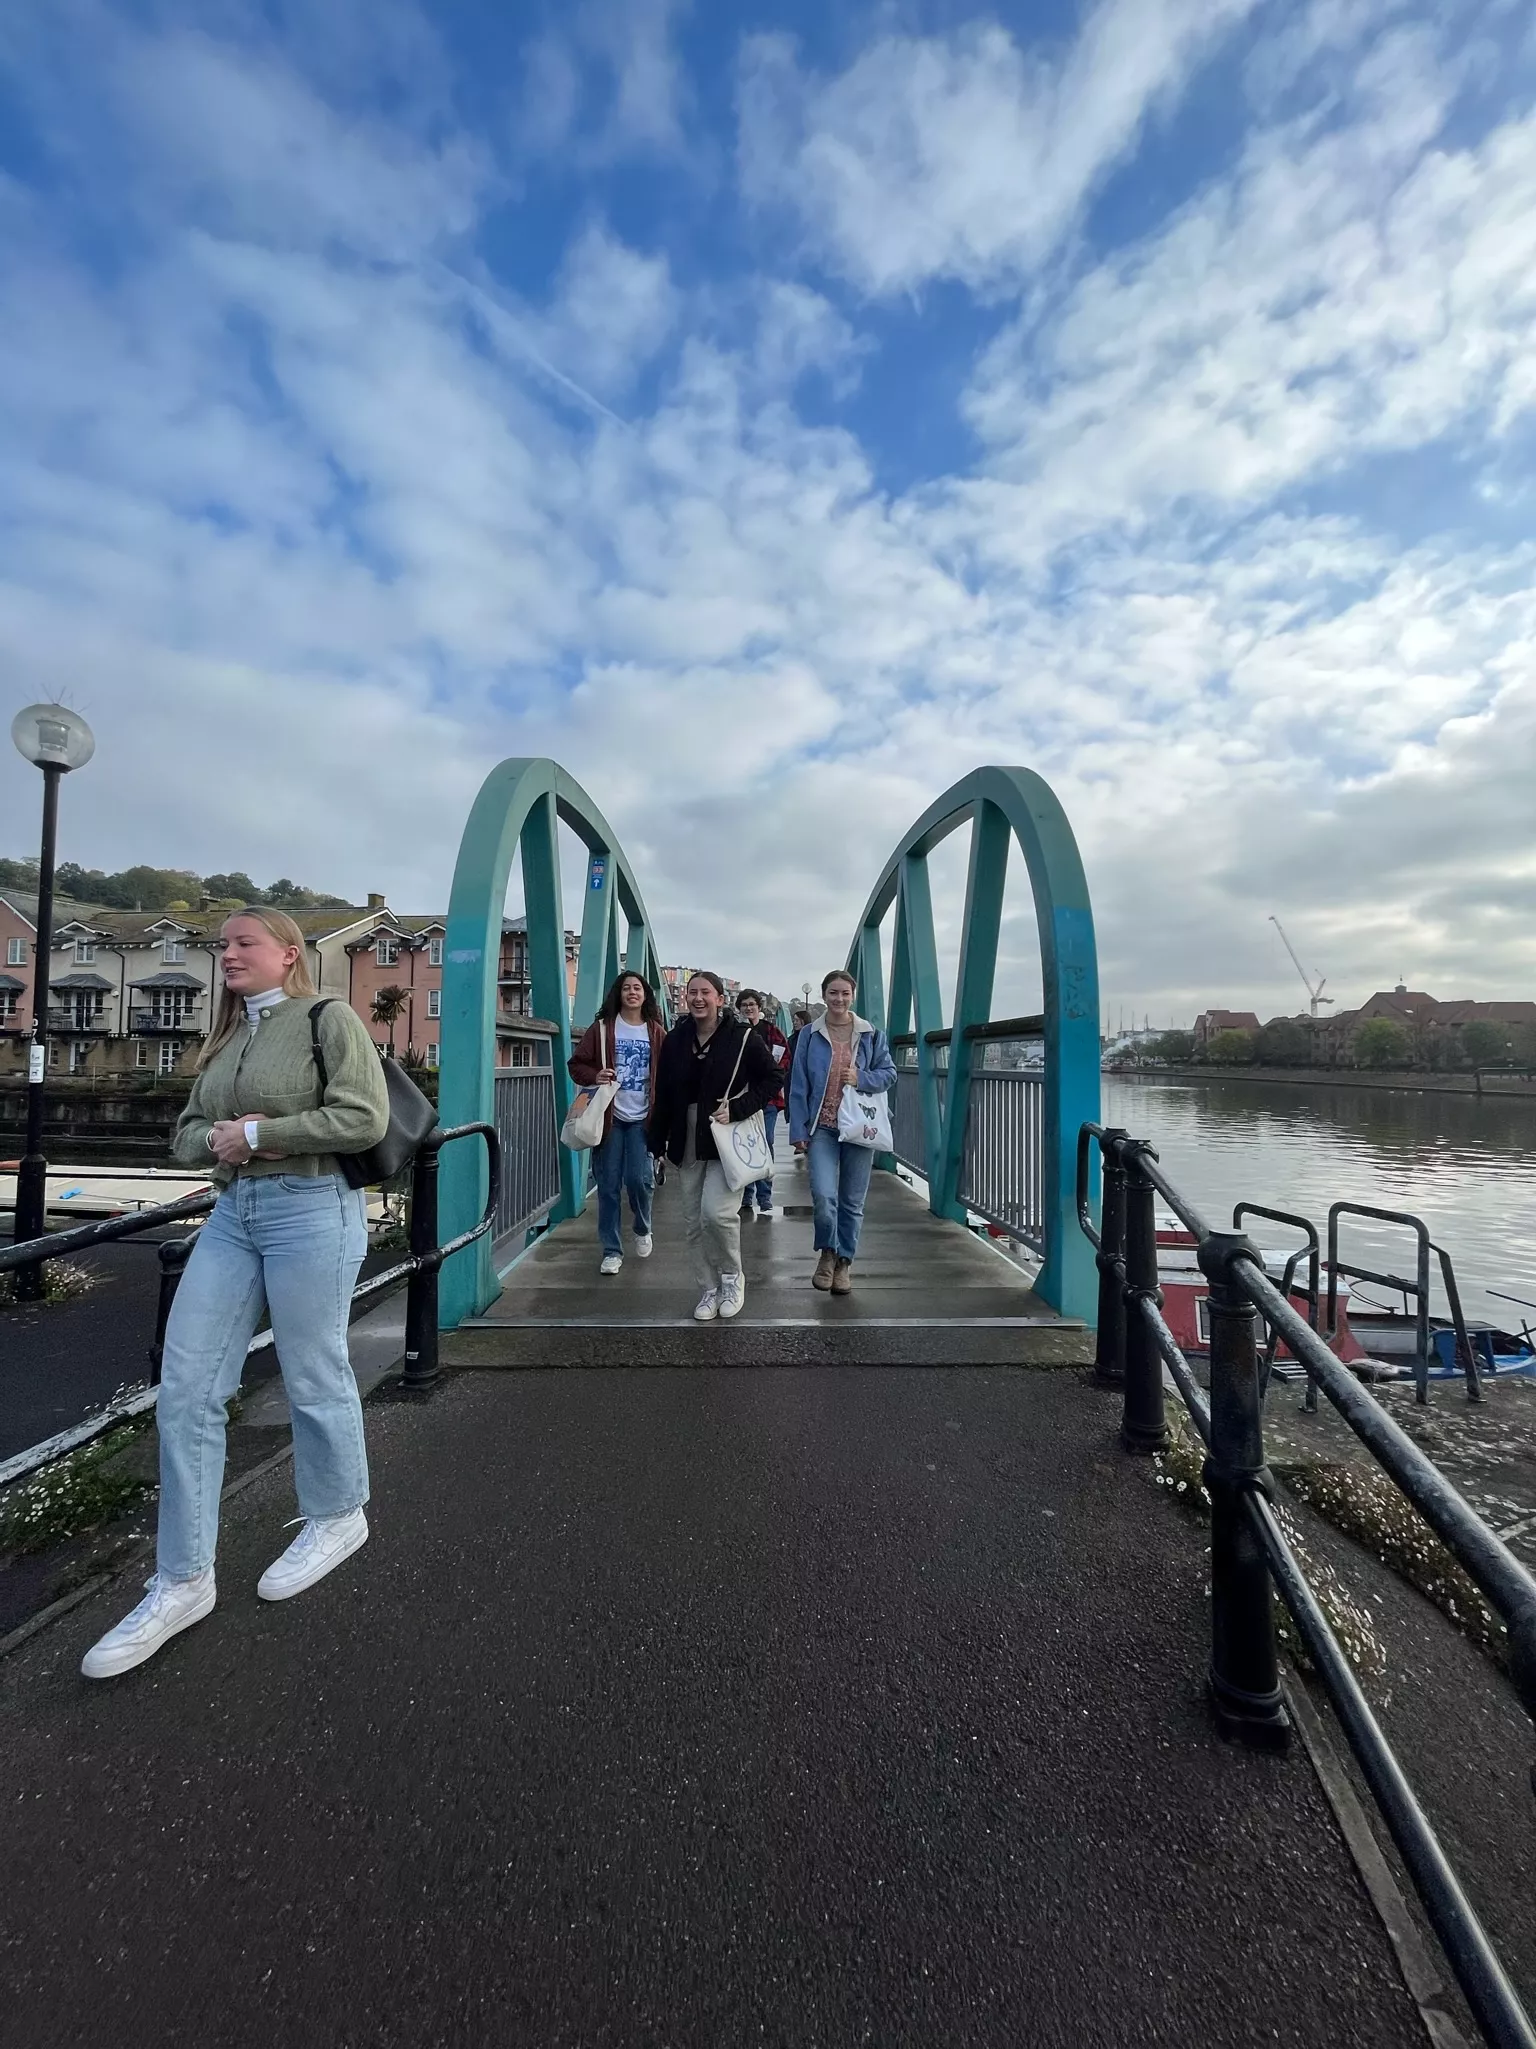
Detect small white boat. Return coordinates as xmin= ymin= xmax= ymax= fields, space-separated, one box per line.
xmin=1 ymin=1162 xmax=399 ymax=1230
xmin=0 ymin=1162 xmax=217 ymax=1220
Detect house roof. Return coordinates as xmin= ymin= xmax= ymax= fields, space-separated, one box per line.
xmin=0 ymin=892 xmax=99 ymax=931
xmin=130 ymin=970 xmax=207 ymax=989
xmin=1199 ymin=1009 xmax=1260 ymax=1031
xmin=0 ymin=973 xmax=25 ymax=991
xmin=50 ymin=971 xmax=115 ymax=990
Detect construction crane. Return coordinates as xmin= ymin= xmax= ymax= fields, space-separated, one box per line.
xmin=1269 ymin=916 xmax=1334 ymax=1017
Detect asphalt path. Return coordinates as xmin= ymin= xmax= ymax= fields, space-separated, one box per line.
xmin=1 ymin=1363 xmax=1424 ymax=2048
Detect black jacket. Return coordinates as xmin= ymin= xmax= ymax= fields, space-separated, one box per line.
xmin=646 ymin=1018 xmax=784 ymax=1165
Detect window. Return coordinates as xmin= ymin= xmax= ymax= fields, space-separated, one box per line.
xmin=69 ymin=1041 xmax=91 ymax=1074
xmin=135 ymin=1040 xmax=151 ymax=1068
xmin=0 ymin=992 xmax=15 ymax=1022
xmin=6 ymin=937 xmax=23 ymax=965
xmin=375 ymin=937 xmax=399 ymax=968
xmin=427 ymin=936 xmax=443 ymax=967
xmin=512 ymin=1041 xmax=533 ymax=1069
xmin=73 ymin=939 xmax=96 ymax=965
xmin=49 ymin=1041 xmax=61 ymax=1067
xmin=426 ymin=1042 xmax=439 ymax=1068
xmin=158 ymin=1040 xmax=179 ymax=1075
xmin=162 ymin=939 xmax=186 ymax=964
xmin=426 ymin=989 xmax=441 ymax=1019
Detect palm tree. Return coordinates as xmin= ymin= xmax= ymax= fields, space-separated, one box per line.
xmin=370 ymin=984 xmax=410 ymax=1058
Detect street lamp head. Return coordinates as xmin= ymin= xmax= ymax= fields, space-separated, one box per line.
xmin=11 ymin=702 xmax=95 ymax=773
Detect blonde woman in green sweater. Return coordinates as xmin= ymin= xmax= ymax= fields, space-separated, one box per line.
xmin=82 ymin=908 xmax=389 ymax=1680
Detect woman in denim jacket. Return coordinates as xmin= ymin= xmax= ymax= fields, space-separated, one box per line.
xmin=787 ymin=970 xmax=896 ymax=1295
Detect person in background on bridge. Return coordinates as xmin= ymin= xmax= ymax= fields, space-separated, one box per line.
xmin=569 ymin=970 xmax=666 ymax=1276
xmin=80 ymin=907 xmax=389 ymax=1681
xmin=735 ymin=990 xmax=788 ymax=1222
xmin=788 ymin=969 xmax=896 ymax=1296
xmin=647 ymin=970 xmax=782 ymax=1322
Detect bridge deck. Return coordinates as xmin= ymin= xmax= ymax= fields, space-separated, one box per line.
xmin=454 ymin=1154 xmax=1090 ymax=1367
xmin=0 ymin=1362 xmax=1419 ymax=2047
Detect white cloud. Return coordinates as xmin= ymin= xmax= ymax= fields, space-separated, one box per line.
xmin=964 ymin=24 xmax=1536 ymax=541
xmin=511 ymin=0 xmax=693 ymax=166
xmin=1 ymin=0 xmax=1535 ymax=1034
xmin=738 ymin=0 xmax=1261 ymax=296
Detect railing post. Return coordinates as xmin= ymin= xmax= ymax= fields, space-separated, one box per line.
xmin=401 ymin=1136 xmax=443 ymax=1395
xmin=1199 ymin=1231 xmax=1290 ymax=1752
xmin=1094 ymin=1128 xmax=1129 ymax=1386
xmin=149 ymin=1235 xmax=196 ymax=1387
xmin=1120 ymin=1142 xmax=1167 ymax=1453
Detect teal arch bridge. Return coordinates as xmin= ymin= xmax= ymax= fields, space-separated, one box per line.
xmin=437 ymin=758 xmax=1100 ymax=1330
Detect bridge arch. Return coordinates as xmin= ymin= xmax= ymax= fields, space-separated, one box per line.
xmin=437 ymin=757 xmax=664 ymax=1326
xmin=845 ymin=766 xmax=1100 ymax=1322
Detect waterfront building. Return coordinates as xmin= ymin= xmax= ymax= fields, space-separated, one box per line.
xmin=0 ymin=889 xmax=578 ymax=1080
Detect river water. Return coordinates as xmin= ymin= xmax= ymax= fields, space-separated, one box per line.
xmin=1102 ymin=1076 xmax=1536 ymax=1330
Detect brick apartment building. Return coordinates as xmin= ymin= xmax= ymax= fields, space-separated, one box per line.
xmin=0 ymin=890 xmax=579 ymax=1082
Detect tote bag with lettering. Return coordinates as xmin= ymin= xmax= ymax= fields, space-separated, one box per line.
xmin=709 ymin=1028 xmax=774 ymax=1193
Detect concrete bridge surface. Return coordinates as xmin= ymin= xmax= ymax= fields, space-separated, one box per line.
xmin=0 ymin=1158 xmax=1433 ymax=2047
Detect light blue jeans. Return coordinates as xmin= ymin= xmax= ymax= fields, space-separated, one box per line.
xmin=594 ymin=1117 xmax=654 ymax=1255
xmin=156 ymin=1173 xmax=370 ymax=1580
xmin=742 ymin=1106 xmax=779 ymax=1213
xmin=806 ymin=1126 xmax=875 ymax=1261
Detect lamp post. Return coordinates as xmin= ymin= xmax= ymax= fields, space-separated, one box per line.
xmin=9 ymin=703 xmax=95 ymax=1299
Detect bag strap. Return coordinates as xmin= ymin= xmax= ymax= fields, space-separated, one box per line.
xmin=309 ymin=999 xmax=337 ymax=1096
xmin=717 ymin=1023 xmax=749 ymax=1109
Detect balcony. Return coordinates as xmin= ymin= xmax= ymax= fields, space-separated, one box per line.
xmin=47 ymin=1009 xmax=111 ymax=1034
xmin=129 ymin=1008 xmax=202 ymax=1035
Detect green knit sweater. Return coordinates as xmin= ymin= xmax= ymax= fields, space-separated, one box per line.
xmin=173 ymin=996 xmax=390 ymax=1185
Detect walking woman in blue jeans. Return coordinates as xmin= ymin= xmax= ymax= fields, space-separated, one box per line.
xmin=569 ymin=971 xmax=666 ymax=1276
xmin=81 ymin=908 xmax=389 ymax=1680
xmin=787 ymin=969 xmax=896 ymax=1296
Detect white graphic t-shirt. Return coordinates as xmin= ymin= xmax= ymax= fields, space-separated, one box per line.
xmin=612 ymin=1020 xmax=651 ymax=1123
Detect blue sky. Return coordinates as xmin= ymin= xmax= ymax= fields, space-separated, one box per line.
xmin=1 ymin=0 xmax=1534 ymax=1021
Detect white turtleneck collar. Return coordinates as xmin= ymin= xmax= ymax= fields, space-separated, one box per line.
xmin=244 ymin=987 xmax=287 ymax=1023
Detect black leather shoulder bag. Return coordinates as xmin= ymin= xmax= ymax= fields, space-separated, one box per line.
xmin=308 ymin=999 xmax=440 ymax=1189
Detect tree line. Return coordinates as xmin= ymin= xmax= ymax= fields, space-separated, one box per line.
xmin=1128 ymin=1019 xmax=1536 ymax=1072
xmin=0 ymin=856 xmax=350 ymax=913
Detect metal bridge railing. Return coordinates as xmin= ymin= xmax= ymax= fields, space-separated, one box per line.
xmin=0 ymin=1122 xmax=502 ymax=1486
xmin=960 ymin=1068 xmax=1045 ymax=1251
xmin=1077 ymin=1120 xmax=1536 ymax=2049
xmin=492 ymin=1069 xmax=561 ymax=1244
xmin=891 ymin=1025 xmax=1045 ymax=1251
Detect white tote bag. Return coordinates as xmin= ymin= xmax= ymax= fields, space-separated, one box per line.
xmin=560 ymin=1020 xmax=618 ymax=1151
xmin=837 ymin=1080 xmax=893 ymax=1151
xmin=709 ymin=1028 xmax=774 ymax=1194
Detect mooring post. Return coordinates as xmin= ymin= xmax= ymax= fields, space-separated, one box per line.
xmin=1199 ymin=1231 xmax=1290 ymax=1752
xmin=1093 ymin=1128 xmax=1129 ymax=1387
xmin=149 ymin=1235 xmax=196 ymax=1387
xmin=1119 ymin=1142 xmax=1167 ymax=1453
xmin=401 ymin=1136 xmax=443 ymax=1395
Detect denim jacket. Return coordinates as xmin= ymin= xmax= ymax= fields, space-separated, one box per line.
xmin=787 ymin=1011 xmax=898 ymax=1144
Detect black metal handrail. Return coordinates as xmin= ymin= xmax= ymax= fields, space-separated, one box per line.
xmin=5 ymin=1122 xmax=501 ymax=1473
xmin=1077 ymin=1121 xmax=1536 ymax=2049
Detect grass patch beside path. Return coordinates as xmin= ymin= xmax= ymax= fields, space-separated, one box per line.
xmin=1274 ymin=1459 xmax=1507 ymax=1665
xmin=0 ymin=1258 xmax=97 ymax=1310
xmin=0 ymin=1417 xmax=154 ymax=1559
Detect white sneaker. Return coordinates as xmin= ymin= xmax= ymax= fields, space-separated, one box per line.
xmin=599 ymin=1253 xmax=623 ymax=1275
xmin=81 ymin=1569 xmax=216 ymax=1680
xmin=718 ymin=1271 xmax=746 ymax=1319
xmin=634 ymin=1234 xmax=653 ymax=1258
xmin=257 ymin=1508 xmax=369 ymax=1602
xmin=757 ymin=1205 xmax=777 ymax=1220
xmin=693 ymin=1289 xmax=720 ymax=1321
